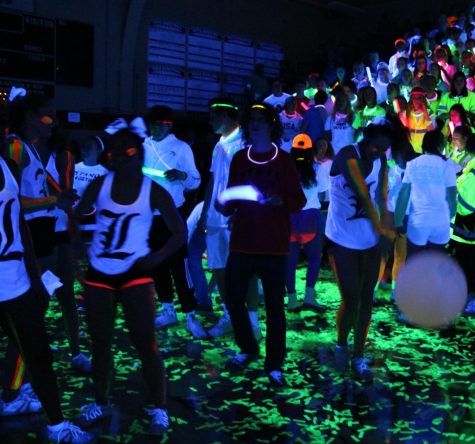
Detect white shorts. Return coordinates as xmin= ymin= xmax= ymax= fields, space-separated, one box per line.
xmin=206 ymin=226 xmax=230 ymax=269
xmin=407 ymin=224 xmax=450 ymax=246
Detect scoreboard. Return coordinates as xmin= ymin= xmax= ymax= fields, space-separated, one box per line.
xmin=148 ymin=20 xmax=283 ymax=112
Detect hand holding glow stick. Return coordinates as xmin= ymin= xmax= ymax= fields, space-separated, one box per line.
xmin=217 ymin=185 xmax=264 ymax=205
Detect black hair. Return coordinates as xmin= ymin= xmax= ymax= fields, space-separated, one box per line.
xmin=314 ymin=90 xmax=328 ymax=105
xmin=290 ymin=147 xmax=316 ymax=189
xmin=465 ymin=134 xmax=475 ymax=155
xmin=146 ymin=105 xmax=173 ymax=123
xmin=453 ymin=125 xmax=472 ymax=141
xmin=449 ymin=103 xmax=470 ymax=127
xmin=421 ymin=129 xmax=445 ymax=158
xmin=450 ymin=71 xmax=469 ymax=97
xmin=241 ymin=102 xmax=283 ymax=146
xmin=7 ymin=93 xmax=53 ymax=139
xmin=107 ymin=129 xmax=144 ymax=160
xmin=209 ymin=97 xmax=239 ymax=121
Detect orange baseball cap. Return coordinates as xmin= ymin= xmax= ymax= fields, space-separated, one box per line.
xmin=292 ymin=134 xmax=313 ymax=149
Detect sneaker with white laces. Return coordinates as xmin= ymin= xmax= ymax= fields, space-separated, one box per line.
xmin=351 ymin=357 xmax=373 ymax=382
xmin=19 ymin=382 xmax=39 ymax=400
xmin=226 ymin=353 xmax=257 ymax=370
xmin=77 ymin=402 xmax=113 ymax=427
xmin=208 ymin=315 xmax=233 ymax=337
xmin=464 ymin=299 xmax=475 ymax=315
xmin=155 ymin=304 xmax=178 ymax=329
xmin=71 ymin=353 xmax=92 ymax=374
xmin=147 ymin=407 xmax=169 ymax=435
xmin=185 ymin=313 xmax=207 ymax=339
xmin=0 ymin=390 xmax=43 ymax=416
xmin=267 ymin=370 xmax=286 ymax=387
xmin=47 ymin=420 xmax=95 ymax=443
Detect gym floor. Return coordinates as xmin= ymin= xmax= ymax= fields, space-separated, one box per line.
xmin=1 ymin=264 xmax=474 ymax=444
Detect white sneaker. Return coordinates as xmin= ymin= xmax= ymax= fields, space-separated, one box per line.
xmin=71 ymin=353 xmax=92 ymax=373
xmin=208 ymin=315 xmax=233 ymax=337
xmin=147 ymin=407 xmax=169 ymax=435
xmin=185 ymin=313 xmax=207 ymax=339
xmin=47 ymin=420 xmax=95 ymax=443
xmin=0 ymin=391 xmax=43 ymax=416
xmin=155 ymin=305 xmax=178 ymax=329
xmin=77 ymin=402 xmax=113 ymax=427
xmin=464 ymin=299 xmax=475 ymax=314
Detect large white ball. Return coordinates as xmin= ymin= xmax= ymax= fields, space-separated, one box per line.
xmin=394 ymin=252 xmax=467 ymax=329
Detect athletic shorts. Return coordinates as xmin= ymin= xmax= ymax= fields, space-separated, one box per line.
xmin=407 ymin=223 xmax=450 ymax=246
xmin=206 ymin=226 xmax=230 ymax=269
xmin=54 ymin=230 xmax=71 ymax=245
xmin=27 ymin=217 xmax=56 ymax=258
xmin=83 ymin=266 xmax=153 ymax=291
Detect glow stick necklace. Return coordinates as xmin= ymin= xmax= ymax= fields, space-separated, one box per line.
xmin=247 ymin=143 xmax=278 ymax=165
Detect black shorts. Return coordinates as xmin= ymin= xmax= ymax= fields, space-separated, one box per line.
xmin=27 ymin=217 xmax=56 ymax=258
xmin=54 ymin=230 xmax=71 ymax=245
xmin=84 ymin=266 xmax=153 ymax=291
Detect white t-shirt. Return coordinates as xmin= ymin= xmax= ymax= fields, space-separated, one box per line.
xmin=324 ymin=114 xmax=355 ymax=154
xmin=263 ymin=93 xmax=291 ymax=112
xmin=279 ymin=111 xmax=303 ymax=152
xmin=403 ymin=154 xmax=456 ymax=227
xmin=74 ymin=162 xmax=109 ymax=199
xmin=207 ymin=127 xmax=244 ymax=228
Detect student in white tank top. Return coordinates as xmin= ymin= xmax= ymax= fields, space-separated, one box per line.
xmin=325 ymin=123 xmax=395 ymax=382
xmin=0 ymin=154 xmax=93 ymax=442
xmin=75 ymin=127 xmax=186 ymax=435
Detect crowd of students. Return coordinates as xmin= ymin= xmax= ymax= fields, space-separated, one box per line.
xmin=0 ymin=6 xmax=474 ymax=444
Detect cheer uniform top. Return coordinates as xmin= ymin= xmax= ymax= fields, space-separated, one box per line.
xmin=8 ymin=135 xmax=52 ymax=221
xmin=325 ymin=144 xmax=381 ymax=250
xmin=46 ymin=153 xmax=69 ymax=232
xmin=0 ymin=157 xmax=31 ymax=301
xmin=88 ymin=173 xmax=153 ymax=275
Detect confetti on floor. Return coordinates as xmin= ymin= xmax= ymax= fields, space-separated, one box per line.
xmin=1 ymin=261 xmax=474 ymax=443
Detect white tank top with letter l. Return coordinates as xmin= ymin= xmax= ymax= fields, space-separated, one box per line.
xmin=89 ymin=173 xmax=153 ymax=274
xmin=0 ymin=157 xmax=31 ymax=301
xmin=325 ymin=144 xmax=381 ymax=250
xmin=8 ymin=135 xmax=51 ymax=221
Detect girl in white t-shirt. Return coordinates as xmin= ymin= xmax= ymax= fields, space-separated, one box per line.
xmin=324 ymin=93 xmax=355 ymax=154
xmin=74 ymin=136 xmax=109 ymax=237
xmin=395 ymin=130 xmax=457 ymax=256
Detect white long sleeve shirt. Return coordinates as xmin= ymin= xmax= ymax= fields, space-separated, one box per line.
xmin=143 ymin=134 xmax=201 ymax=211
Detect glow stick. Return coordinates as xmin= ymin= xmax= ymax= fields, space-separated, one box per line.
xmin=393 ymin=98 xmax=401 ymax=114
xmin=366 ymin=66 xmax=374 ymax=87
xmin=218 ymin=185 xmax=263 ymax=204
xmin=142 ymin=167 xmax=166 ymax=178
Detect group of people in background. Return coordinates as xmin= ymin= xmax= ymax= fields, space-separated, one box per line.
xmin=0 ymin=5 xmax=475 ymax=444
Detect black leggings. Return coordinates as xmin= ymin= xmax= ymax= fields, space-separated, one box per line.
xmin=84 ymin=284 xmax=166 ymax=407
xmin=225 ymin=252 xmax=287 ymax=372
xmin=0 ymin=290 xmax=63 ymax=424
xmin=149 ymin=211 xmax=197 ymax=313
xmin=328 ymin=242 xmax=381 ymax=359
